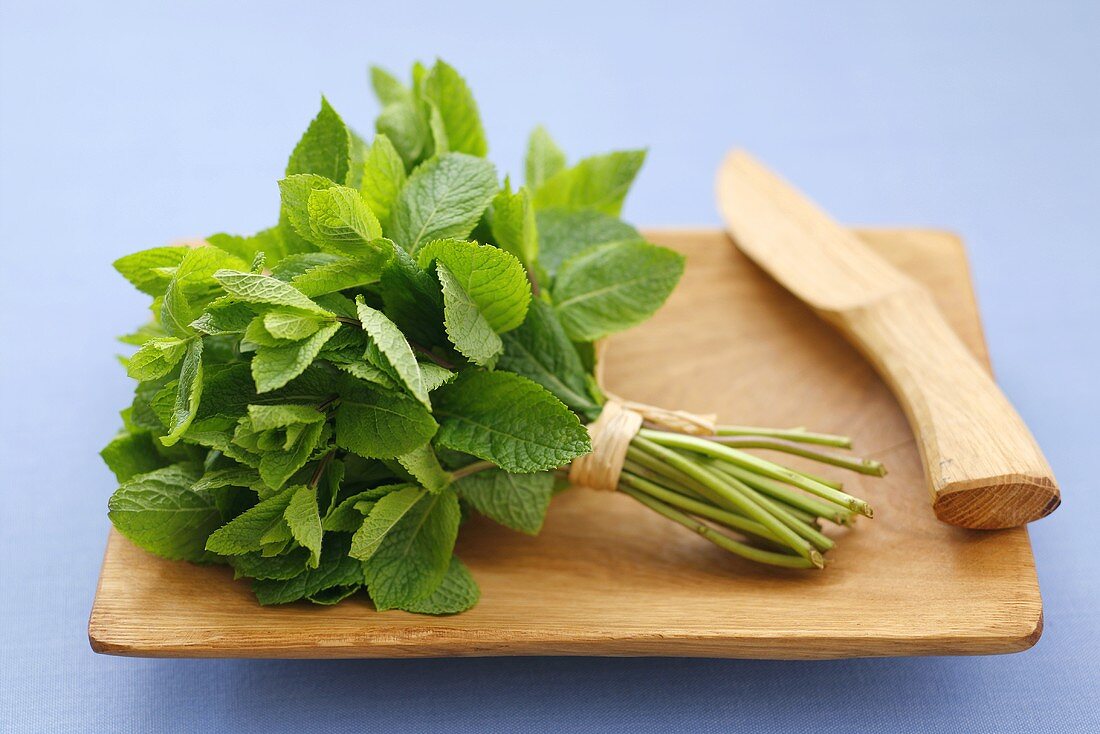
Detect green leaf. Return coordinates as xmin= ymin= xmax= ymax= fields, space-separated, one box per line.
xmin=278 ymin=173 xmax=338 ymax=243
xmin=113 ymin=246 xmax=190 ymax=297
xmin=234 ymin=404 xmax=327 ymax=490
xmin=252 ymin=535 xmax=364 ymax=605
xmin=362 ymin=489 xmax=461 ymax=611
xmin=498 ymin=299 xmax=598 ymax=414
xmin=349 ymin=485 xmax=425 ymax=561
xmin=229 ymin=548 xmax=311 ymax=580
xmin=251 ymin=322 xmax=340 ymax=393
xmin=434 ymin=371 xmax=591 ymax=473
xmin=305 ymin=185 xmax=384 ymax=254
xmin=551 ymin=240 xmax=685 ymax=341
xmin=455 ymin=469 xmax=555 ymax=534
xmin=354 ymin=298 xmax=429 ymax=407
xmin=126 ymin=337 xmax=189 ymax=381
xmin=108 ymin=465 xmax=220 ymax=562
xmin=402 ymin=555 xmax=480 ymax=615
xmin=205 ymin=487 xmax=296 ymax=556
xmin=388 ymin=153 xmax=497 ymax=253
xmin=421 ymin=60 xmax=487 ymax=157
xmin=525 ymin=126 xmax=567 ymax=190
xmin=418 ymin=361 xmax=455 ymax=393
xmin=534 ymin=208 xmax=640 ymax=279
xmin=261 ymin=310 xmax=322 ymax=341
xmin=161 ymin=338 xmax=203 ymax=446
xmin=334 ymin=381 xmax=438 ymax=459
xmin=396 ymin=443 xmax=452 ymax=493
xmin=100 ymin=431 xmax=167 ymax=482
xmin=357 ymin=134 xmax=407 ymax=225
xmin=419 ymin=238 xmax=531 ymax=333
xmin=376 ymin=100 xmax=429 ymax=171
xmin=533 ymin=150 xmax=646 ymax=216
xmin=284 ymin=485 xmax=323 ymax=568
xmin=286 ymin=97 xmax=351 ymax=183
xmin=489 ymin=181 xmax=538 ymax=267
xmin=207 ymin=228 xmax=290 ymax=265
xmin=434 ymin=262 xmax=502 ymax=367
xmin=379 ymin=246 xmax=447 ymax=348
xmin=191 ymin=300 xmax=256 ymax=336
xmin=289 ymin=250 xmax=393 ymax=297
xmin=323 ymin=483 xmax=409 ymax=532
xmin=213 ymin=270 xmax=331 ymax=316
xmin=370 ymin=66 xmax=410 ymax=105
xmin=161 ymin=247 xmax=249 ymax=337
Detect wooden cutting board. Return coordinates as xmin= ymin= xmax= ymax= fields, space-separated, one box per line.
xmin=88 ymin=228 xmax=1043 ymax=659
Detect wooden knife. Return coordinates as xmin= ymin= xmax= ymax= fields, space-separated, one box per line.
xmin=715 ymin=150 xmax=1059 ymax=529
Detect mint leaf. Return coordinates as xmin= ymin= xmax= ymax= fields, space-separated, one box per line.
xmin=355 ymin=298 xmax=429 ymax=407
xmin=551 ymin=240 xmax=685 ymax=341
xmin=455 ymin=469 xmax=554 ymax=535
xmin=205 ymin=487 xmax=296 ymax=556
xmin=376 ymin=100 xmax=429 ymax=171
xmin=422 ymin=60 xmax=487 ymax=157
xmin=289 ymin=250 xmax=393 ymax=297
xmin=114 ymin=246 xmax=190 ymax=297
xmin=207 ymin=228 xmax=290 ymax=265
xmin=161 ymin=338 xmax=203 ymax=446
xmin=525 ymin=126 xmax=567 ymax=190
xmin=418 ymin=238 xmax=531 ymax=333
xmin=251 ymin=322 xmax=340 ymax=393
xmin=161 ymin=247 xmax=249 ymax=337
xmin=213 ymin=270 xmax=332 ymax=316
xmin=126 ymin=337 xmax=188 ymax=381
xmin=533 ymin=150 xmax=645 ymax=216
xmin=388 ymin=153 xmax=497 ymax=253
xmin=284 ymin=485 xmax=323 ymax=568
xmin=402 ymin=555 xmax=479 ymax=615
xmin=418 ymin=361 xmax=455 ymax=392
xmin=434 ymin=371 xmax=591 ymax=473
xmin=252 ymin=535 xmax=363 ymax=605
xmin=350 ymin=485 xmax=425 ymax=561
xmin=396 ymin=443 xmax=452 ymax=493
xmin=379 ymin=246 xmax=447 ymax=348
xmin=323 ymin=483 xmax=409 ymax=532
xmin=286 ymin=97 xmax=351 ymax=183
xmin=499 ymin=299 xmax=598 ymax=414
xmin=108 ymin=465 xmax=220 ymax=562
xmin=229 ymin=548 xmax=311 ymax=580
xmin=262 ymin=310 xmax=323 ymax=341
xmin=370 ymin=66 xmax=410 ymax=105
xmin=362 ymin=489 xmax=461 ymax=611
xmin=357 ymin=134 xmax=406 ymax=225
xmin=435 ymin=262 xmax=502 ymax=367
xmin=535 ymin=208 xmax=640 ymax=279
xmin=489 ymin=181 xmax=538 ymax=267
xmin=305 ymin=185 xmax=384 ymax=254
xmin=100 ymin=431 xmax=167 ymax=482
xmin=334 ymin=381 xmax=438 ymax=459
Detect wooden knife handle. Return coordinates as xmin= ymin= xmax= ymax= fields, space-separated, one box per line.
xmin=831 ymin=289 xmax=1059 ymax=529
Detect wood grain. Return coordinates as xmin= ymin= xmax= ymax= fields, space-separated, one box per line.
xmin=88 ymin=228 xmax=1043 ymax=659
xmin=716 ymin=152 xmax=1059 ymax=528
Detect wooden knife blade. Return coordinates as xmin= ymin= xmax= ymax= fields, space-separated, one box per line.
xmin=716 ymin=150 xmax=1059 ymax=529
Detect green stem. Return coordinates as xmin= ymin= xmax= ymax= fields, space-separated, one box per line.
xmin=707 ymin=437 xmax=885 ymax=476
xmin=451 ymin=460 xmax=496 ymax=480
xmin=631 ymin=435 xmax=820 ymax=562
xmin=706 ymin=461 xmax=855 ymax=525
xmin=716 ymin=424 xmax=852 ymax=448
xmin=620 ymin=471 xmax=784 ymax=545
xmin=711 ymin=467 xmax=836 ymax=552
xmin=620 ymin=486 xmax=821 ymax=569
xmin=639 ymin=429 xmax=873 ymax=517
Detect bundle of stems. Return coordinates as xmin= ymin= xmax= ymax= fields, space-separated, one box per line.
xmin=614 ymin=425 xmax=883 ymax=569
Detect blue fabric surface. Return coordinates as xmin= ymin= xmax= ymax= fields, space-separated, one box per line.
xmin=1 ymin=1 xmax=1097 ymax=731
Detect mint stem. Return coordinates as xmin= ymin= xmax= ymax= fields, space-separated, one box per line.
xmin=716 ymin=424 xmax=852 ymax=448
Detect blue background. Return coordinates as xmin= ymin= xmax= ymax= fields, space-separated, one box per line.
xmin=1 ymin=1 xmax=1097 ymax=731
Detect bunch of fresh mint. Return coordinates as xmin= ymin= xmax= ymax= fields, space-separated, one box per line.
xmin=102 ymin=60 xmax=686 ymax=613
xmin=105 ymin=60 xmax=883 ymax=614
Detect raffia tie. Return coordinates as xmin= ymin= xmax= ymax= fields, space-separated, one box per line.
xmin=568 ymin=397 xmax=718 ymax=492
